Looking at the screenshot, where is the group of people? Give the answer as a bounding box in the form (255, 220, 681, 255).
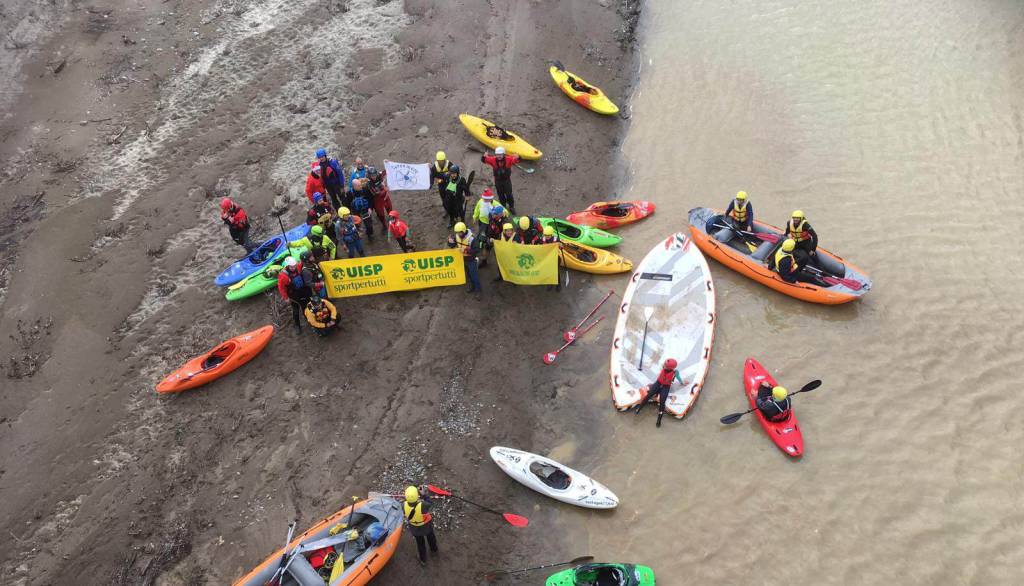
(713, 191, 825, 285)
(431, 146, 524, 227)
(447, 210, 560, 293)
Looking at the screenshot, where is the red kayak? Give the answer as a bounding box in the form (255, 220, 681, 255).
(743, 358, 803, 457)
(566, 201, 655, 229)
(156, 325, 274, 394)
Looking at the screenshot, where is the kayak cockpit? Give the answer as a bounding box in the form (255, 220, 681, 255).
(530, 461, 572, 490)
(573, 564, 629, 586)
(201, 343, 236, 369)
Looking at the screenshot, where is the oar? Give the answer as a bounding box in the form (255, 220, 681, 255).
(709, 222, 768, 250)
(483, 555, 595, 582)
(543, 316, 602, 365)
(465, 142, 536, 174)
(802, 265, 863, 290)
(265, 521, 297, 586)
(719, 379, 822, 425)
(564, 290, 613, 342)
(426, 485, 529, 527)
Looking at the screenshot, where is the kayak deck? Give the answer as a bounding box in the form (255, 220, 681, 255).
(744, 358, 803, 457)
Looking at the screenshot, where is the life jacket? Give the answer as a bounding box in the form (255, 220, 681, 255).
(389, 219, 408, 239)
(729, 200, 748, 223)
(351, 194, 370, 214)
(454, 231, 476, 256)
(656, 368, 677, 386)
(773, 249, 798, 274)
(309, 234, 334, 259)
(762, 398, 791, 422)
(433, 160, 451, 176)
(787, 219, 810, 242)
(286, 268, 308, 290)
(305, 299, 338, 328)
(445, 176, 460, 193)
(403, 501, 432, 526)
(340, 219, 360, 243)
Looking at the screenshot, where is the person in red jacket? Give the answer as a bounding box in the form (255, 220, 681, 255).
(277, 258, 321, 334)
(305, 163, 327, 205)
(220, 197, 254, 251)
(634, 358, 683, 427)
(366, 166, 393, 234)
(481, 146, 521, 214)
(387, 210, 414, 252)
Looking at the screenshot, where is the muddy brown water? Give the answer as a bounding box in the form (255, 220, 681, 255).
(555, 2, 1024, 585)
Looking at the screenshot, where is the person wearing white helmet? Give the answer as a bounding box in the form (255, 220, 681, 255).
(481, 145, 521, 214)
(276, 256, 320, 334)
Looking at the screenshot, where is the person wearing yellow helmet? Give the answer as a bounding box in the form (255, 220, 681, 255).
(334, 206, 366, 258)
(768, 238, 811, 283)
(492, 222, 518, 284)
(756, 384, 792, 422)
(514, 216, 541, 244)
(402, 485, 439, 566)
(714, 190, 756, 244)
(784, 210, 818, 255)
(430, 150, 456, 210)
(539, 224, 559, 244)
(447, 221, 482, 293)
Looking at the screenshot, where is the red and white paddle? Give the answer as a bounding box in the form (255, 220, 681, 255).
(563, 290, 612, 342)
(544, 316, 603, 365)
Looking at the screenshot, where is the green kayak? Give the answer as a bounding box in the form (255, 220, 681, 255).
(225, 247, 308, 301)
(539, 218, 622, 248)
(547, 563, 655, 586)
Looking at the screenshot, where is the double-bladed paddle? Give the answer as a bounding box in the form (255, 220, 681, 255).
(719, 379, 822, 425)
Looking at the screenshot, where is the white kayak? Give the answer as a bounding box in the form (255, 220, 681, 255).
(489, 446, 619, 509)
(609, 232, 716, 417)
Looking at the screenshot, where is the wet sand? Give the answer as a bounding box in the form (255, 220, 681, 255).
(0, 0, 639, 583)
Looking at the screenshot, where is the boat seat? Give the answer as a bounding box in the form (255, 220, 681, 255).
(285, 553, 324, 586)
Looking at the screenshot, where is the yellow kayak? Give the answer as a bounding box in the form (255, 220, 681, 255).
(458, 114, 542, 160)
(549, 65, 619, 115)
(558, 241, 633, 274)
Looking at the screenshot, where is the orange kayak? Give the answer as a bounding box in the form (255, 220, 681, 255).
(233, 496, 403, 586)
(688, 207, 871, 305)
(566, 201, 655, 230)
(155, 325, 274, 393)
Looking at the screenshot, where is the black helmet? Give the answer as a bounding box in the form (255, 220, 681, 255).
(449, 164, 460, 175)
(367, 166, 379, 176)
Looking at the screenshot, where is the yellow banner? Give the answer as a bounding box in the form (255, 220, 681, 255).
(493, 241, 559, 285)
(320, 249, 466, 298)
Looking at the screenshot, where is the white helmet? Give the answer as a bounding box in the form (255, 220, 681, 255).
(284, 257, 298, 268)
(495, 147, 506, 155)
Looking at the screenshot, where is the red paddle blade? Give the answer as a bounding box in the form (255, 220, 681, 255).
(427, 484, 452, 497)
(542, 352, 557, 365)
(502, 513, 529, 527)
(563, 330, 576, 343)
(754, 232, 780, 243)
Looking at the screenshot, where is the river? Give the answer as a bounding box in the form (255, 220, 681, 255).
(565, 1, 1024, 584)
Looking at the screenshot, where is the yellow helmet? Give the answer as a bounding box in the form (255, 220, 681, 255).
(791, 210, 805, 220)
(502, 223, 514, 231)
(735, 191, 748, 201)
(518, 216, 531, 230)
(772, 386, 788, 401)
(339, 206, 351, 217)
(781, 238, 796, 252)
(543, 225, 554, 236)
(454, 221, 467, 233)
(436, 151, 446, 161)
(404, 485, 419, 503)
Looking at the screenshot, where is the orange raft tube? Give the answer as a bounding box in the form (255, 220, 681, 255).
(155, 325, 275, 393)
(688, 207, 871, 305)
(233, 496, 403, 586)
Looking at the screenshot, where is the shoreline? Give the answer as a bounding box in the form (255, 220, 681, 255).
(0, 0, 642, 583)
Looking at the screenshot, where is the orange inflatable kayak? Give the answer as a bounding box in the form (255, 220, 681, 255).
(566, 201, 655, 230)
(233, 496, 403, 586)
(688, 207, 871, 304)
(155, 325, 274, 393)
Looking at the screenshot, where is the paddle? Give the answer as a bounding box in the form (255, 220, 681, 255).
(426, 485, 529, 527)
(465, 142, 536, 174)
(264, 520, 297, 586)
(637, 306, 655, 370)
(719, 379, 822, 425)
(543, 316, 603, 365)
(564, 290, 613, 342)
(461, 169, 476, 221)
(802, 265, 864, 291)
(482, 555, 595, 582)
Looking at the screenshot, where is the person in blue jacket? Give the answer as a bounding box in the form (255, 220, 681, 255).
(314, 148, 346, 210)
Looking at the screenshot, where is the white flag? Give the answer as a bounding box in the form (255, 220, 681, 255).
(384, 160, 431, 191)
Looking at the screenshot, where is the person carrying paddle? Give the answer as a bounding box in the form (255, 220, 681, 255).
(447, 222, 482, 293)
(714, 191, 755, 243)
(314, 148, 346, 210)
(481, 147, 521, 215)
(430, 151, 455, 209)
(278, 257, 322, 334)
(441, 164, 471, 227)
(219, 197, 254, 252)
(403, 485, 439, 566)
(635, 358, 683, 428)
(366, 166, 393, 233)
(756, 384, 792, 422)
(387, 210, 415, 252)
(785, 210, 818, 256)
(335, 207, 366, 258)
(290, 224, 337, 262)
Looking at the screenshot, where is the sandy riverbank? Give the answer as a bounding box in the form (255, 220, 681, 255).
(0, 0, 641, 583)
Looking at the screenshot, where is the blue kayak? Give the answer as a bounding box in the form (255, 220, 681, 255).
(214, 224, 310, 287)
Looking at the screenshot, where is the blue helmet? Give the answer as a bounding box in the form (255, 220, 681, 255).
(490, 205, 505, 218)
(365, 522, 388, 545)
(313, 192, 323, 203)
(315, 148, 327, 158)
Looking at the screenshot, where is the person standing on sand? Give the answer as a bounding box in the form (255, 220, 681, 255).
(447, 222, 482, 293)
(387, 210, 415, 253)
(403, 486, 439, 566)
(277, 257, 321, 334)
(481, 146, 521, 215)
(314, 148, 347, 210)
(305, 163, 327, 205)
(349, 157, 369, 193)
(440, 164, 471, 228)
(335, 207, 366, 258)
(514, 215, 541, 244)
(430, 151, 455, 211)
(220, 197, 255, 252)
(366, 166, 393, 233)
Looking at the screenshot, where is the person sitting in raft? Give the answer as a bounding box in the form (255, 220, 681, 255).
(304, 296, 338, 335)
(756, 384, 792, 422)
(485, 124, 513, 140)
(768, 238, 812, 284)
(714, 190, 754, 243)
(634, 358, 683, 428)
(785, 210, 818, 257)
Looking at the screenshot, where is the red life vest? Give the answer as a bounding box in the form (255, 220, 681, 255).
(657, 368, 677, 386)
(389, 219, 408, 238)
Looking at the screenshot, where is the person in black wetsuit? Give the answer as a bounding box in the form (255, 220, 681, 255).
(756, 384, 792, 422)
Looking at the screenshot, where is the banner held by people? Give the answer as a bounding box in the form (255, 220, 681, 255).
(321, 249, 465, 298)
(384, 160, 431, 191)
(493, 241, 559, 285)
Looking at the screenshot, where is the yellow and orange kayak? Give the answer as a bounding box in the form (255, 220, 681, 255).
(459, 113, 542, 160)
(549, 65, 619, 115)
(567, 201, 655, 229)
(559, 241, 633, 274)
(155, 325, 274, 393)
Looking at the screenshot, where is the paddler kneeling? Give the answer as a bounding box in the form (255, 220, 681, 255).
(634, 358, 683, 428)
(304, 295, 338, 336)
(756, 384, 792, 422)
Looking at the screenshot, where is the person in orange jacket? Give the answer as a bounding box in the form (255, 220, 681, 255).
(305, 163, 327, 205)
(481, 146, 521, 214)
(387, 210, 415, 252)
(220, 197, 254, 251)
